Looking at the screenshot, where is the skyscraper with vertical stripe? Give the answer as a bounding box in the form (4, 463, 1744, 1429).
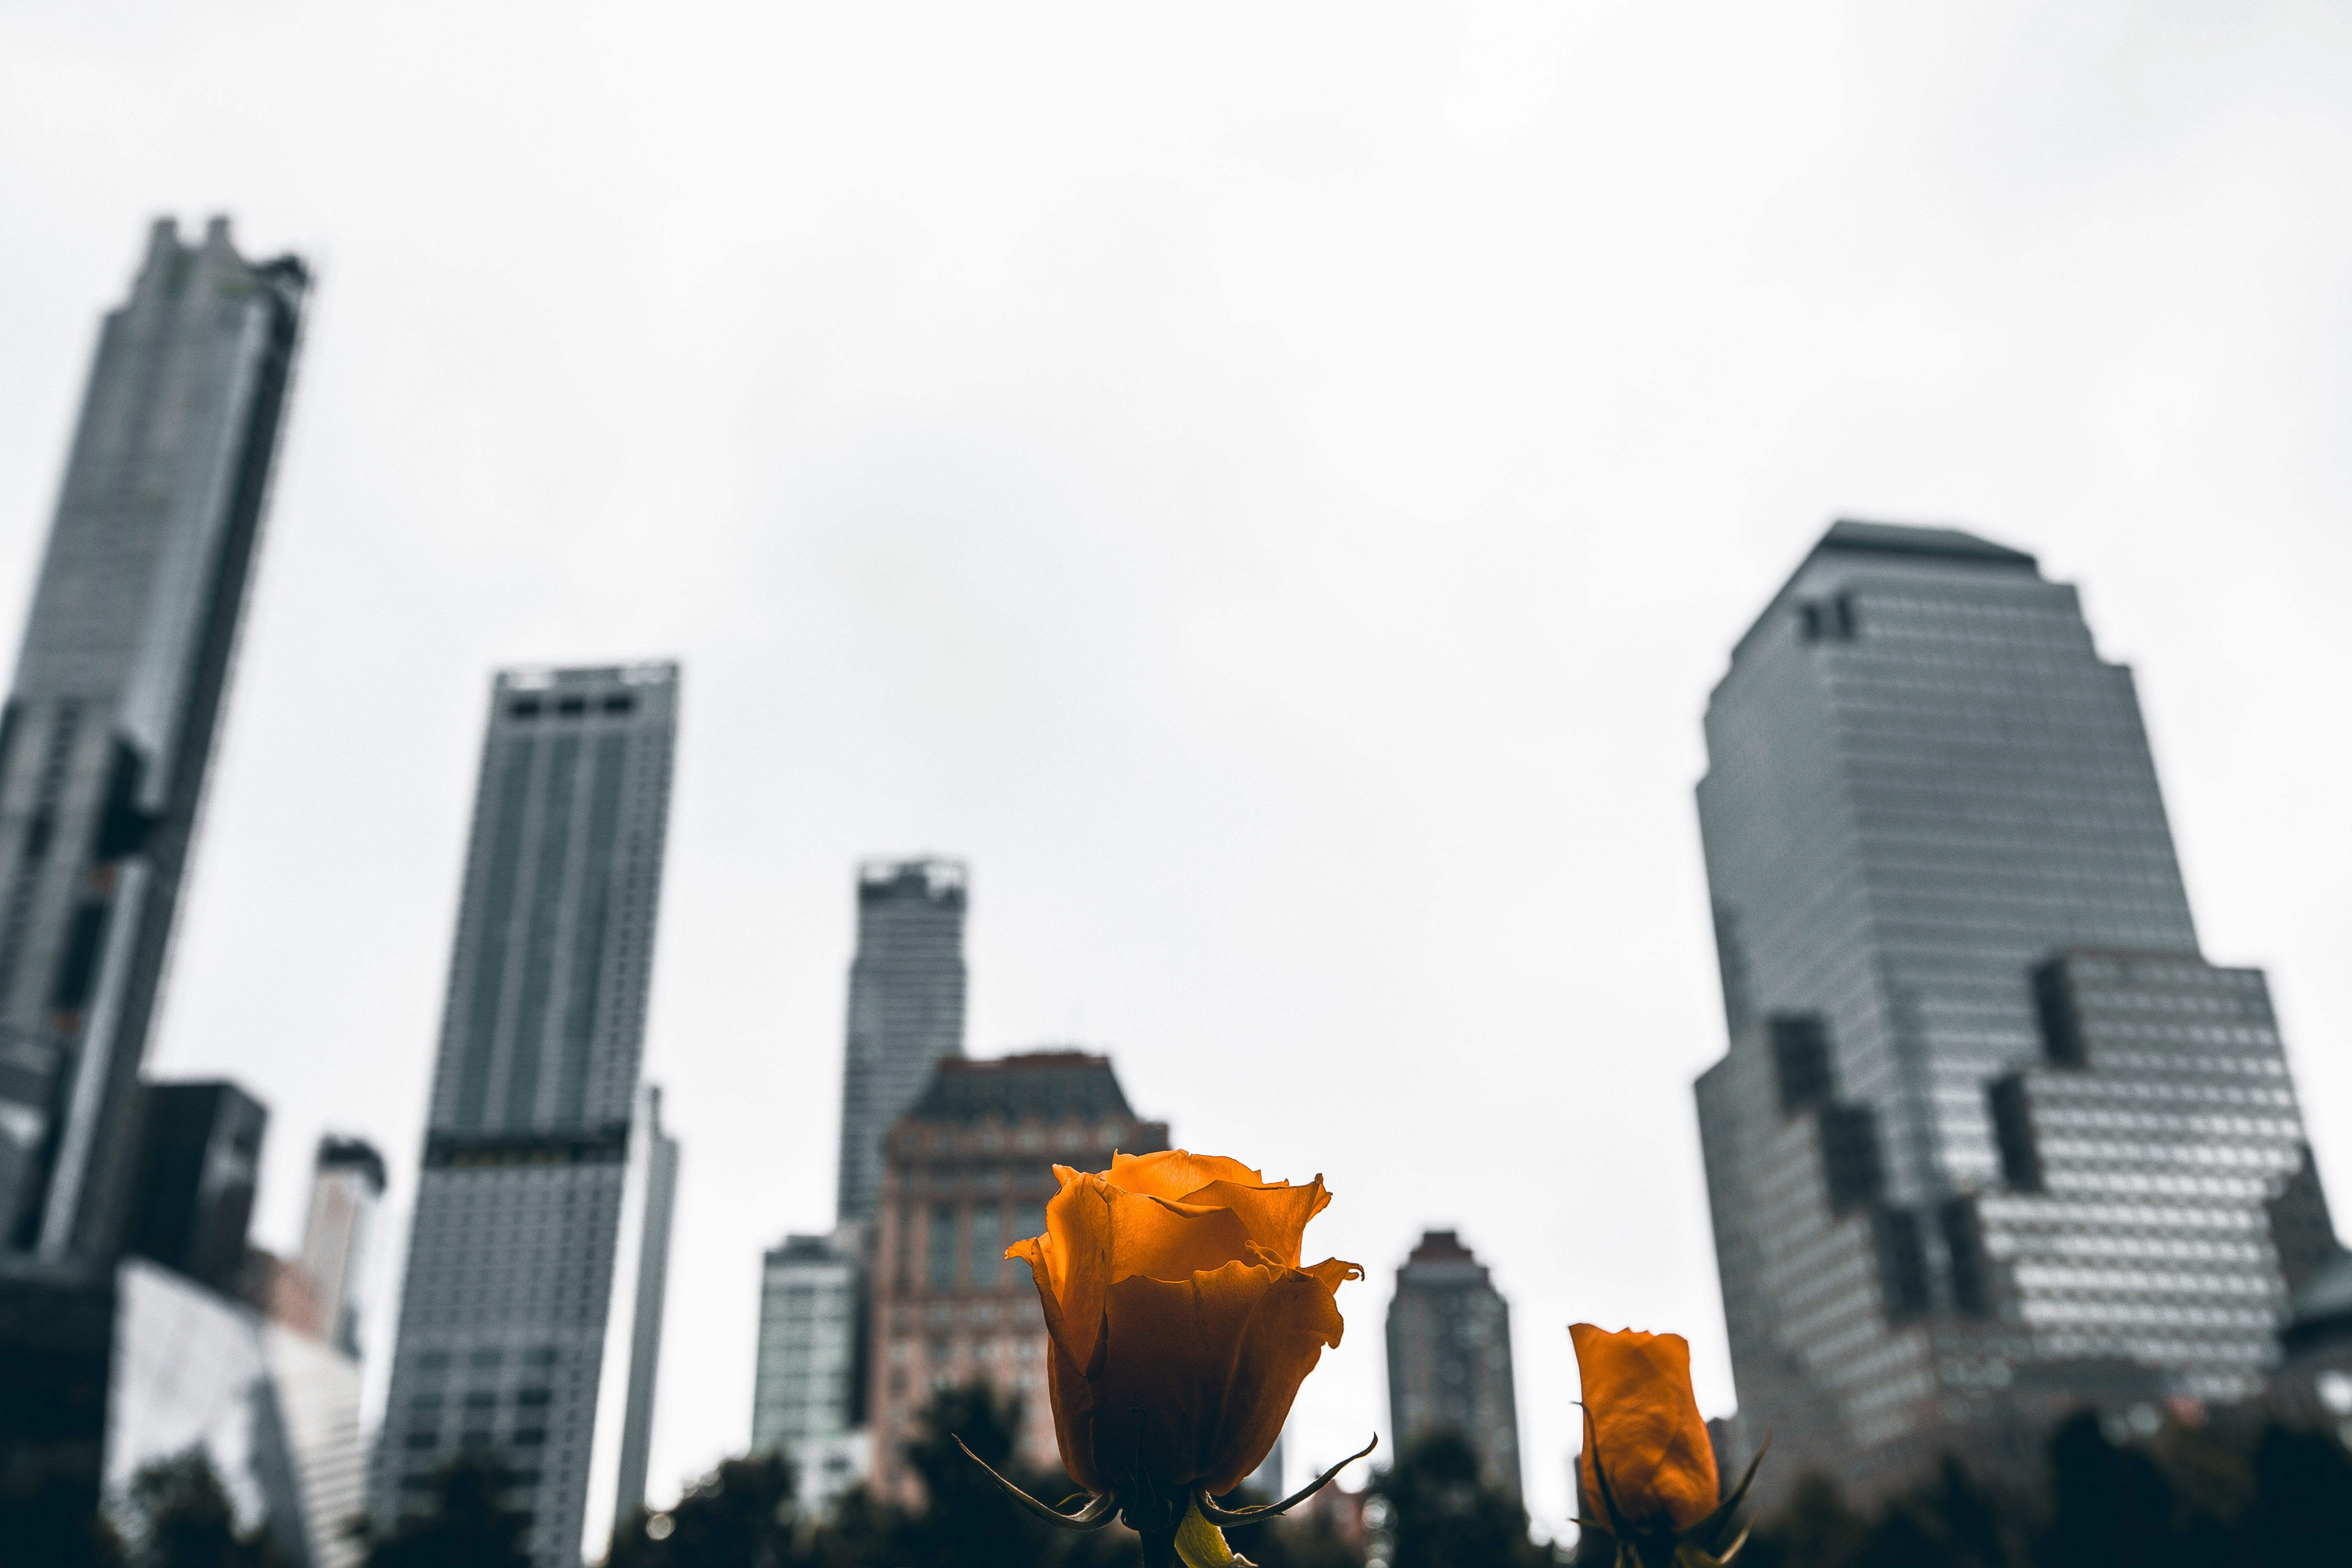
(372, 664, 680, 1568)
(0, 218, 306, 1260)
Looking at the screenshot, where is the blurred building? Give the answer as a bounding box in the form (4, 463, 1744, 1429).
(0, 217, 306, 1262)
(370, 664, 681, 1568)
(836, 858, 968, 1225)
(2271, 1247, 2352, 1447)
(1693, 522, 2333, 1503)
(751, 856, 968, 1504)
(0, 1091, 385, 1567)
(123, 1082, 267, 1297)
(261, 1137, 387, 1359)
(749, 1229, 868, 1506)
(612, 1090, 679, 1527)
(1384, 1230, 1521, 1497)
(865, 1051, 1167, 1502)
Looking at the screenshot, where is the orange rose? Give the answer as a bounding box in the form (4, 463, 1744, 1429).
(1571, 1324, 1719, 1534)
(1010, 1150, 1361, 1500)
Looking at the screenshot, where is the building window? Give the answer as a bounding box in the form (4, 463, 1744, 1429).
(2031, 960, 2086, 1067)
(1014, 1202, 1045, 1245)
(1768, 1014, 1834, 1115)
(1798, 595, 1858, 642)
(1818, 1104, 1883, 1215)
(929, 1205, 960, 1291)
(1989, 1075, 2042, 1191)
(1873, 1207, 1930, 1322)
(1940, 1195, 1990, 1317)
(970, 1204, 1002, 1288)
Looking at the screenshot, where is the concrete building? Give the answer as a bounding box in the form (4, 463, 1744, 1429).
(612, 1090, 678, 1526)
(0, 218, 306, 1262)
(835, 859, 967, 1226)
(749, 1229, 868, 1505)
(866, 1051, 1167, 1502)
(371, 664, 680, 1568)
(1384, 1230, 1521, 1496)
(1692, 522, 2332, 1503)
(266, 1137, 387, 1359)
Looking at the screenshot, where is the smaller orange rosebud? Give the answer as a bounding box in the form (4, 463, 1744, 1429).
(1571, 1323, 1720, 1535)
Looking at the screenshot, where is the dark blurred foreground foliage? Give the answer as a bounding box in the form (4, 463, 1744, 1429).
(1722, 1411, 2352, 1568)
(123, 1449, 291, 1568)
(598, 1379, 1517, 1568)
(12, 1447, 296, 1568)
(359, 1451, 531, 1568)
(1367, 1428, 1555, 1568)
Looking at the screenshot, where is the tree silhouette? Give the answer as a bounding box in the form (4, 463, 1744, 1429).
(361, 1452, 531, 1568)
(1371, 1428, 1548, 1568)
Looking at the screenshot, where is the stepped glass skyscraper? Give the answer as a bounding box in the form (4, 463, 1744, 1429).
(0, 218, 306, 1259)
(372, 665, 680, 1568)
(1694, 523, 2331, 1503)
(834, 858, 967, 1225)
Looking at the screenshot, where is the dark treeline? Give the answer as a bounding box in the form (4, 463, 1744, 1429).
(1716, 1412, 2352, 1568)
(56, 1396, 2352, 1568)
(370, 1382, 1548, 1568)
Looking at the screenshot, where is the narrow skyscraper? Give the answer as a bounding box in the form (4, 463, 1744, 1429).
(750, 858, 968, 1498)
(0, 218, 306, 1259)
(1385, 1230, 1521, 1496)
(1694, 522, 2331, 1502)
(835, 858, 967, 1225)
(371, 664, 680, 1568)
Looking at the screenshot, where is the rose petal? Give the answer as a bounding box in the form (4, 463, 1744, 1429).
(1570, 1323, 1718, 1533)
(1105, 1149, 1269, 1199)
(1087, 1259, 1348, 1497)
(1017, 1170, 1257, 1379)
(1179, 1177, 1331, 1269)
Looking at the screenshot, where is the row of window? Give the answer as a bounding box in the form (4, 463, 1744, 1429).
(899, 1123, 1132, 1156)
(407, 1427, 552, 1450)
(412, 1386, 555, 1409)
(894, 1202, 1048, 1290)
(510, 694, 637, 719)
(412, 1345, 564, 1372)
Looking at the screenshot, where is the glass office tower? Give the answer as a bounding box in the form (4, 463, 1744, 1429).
(834, 858, 967, 1225)
(371, 665, 680, 1567)
(0, 218, 306, 1260)
(1693, 523, 2329, 1502)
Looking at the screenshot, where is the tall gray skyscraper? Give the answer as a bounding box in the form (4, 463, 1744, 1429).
(834, 858, 966, 1224)
(1694, 522, 2330, 1502)
(0, 218, 306, 1259)
(372, 665, 680, 1568)
(1385, 1230, 1522, 1496)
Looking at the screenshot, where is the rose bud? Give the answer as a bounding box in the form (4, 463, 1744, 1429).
(956, 1150, 1373, 1568)
(1571, 1323, 1765, 1568)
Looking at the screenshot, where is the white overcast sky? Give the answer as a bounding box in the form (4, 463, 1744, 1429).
(4, 0, 2351, 1542)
